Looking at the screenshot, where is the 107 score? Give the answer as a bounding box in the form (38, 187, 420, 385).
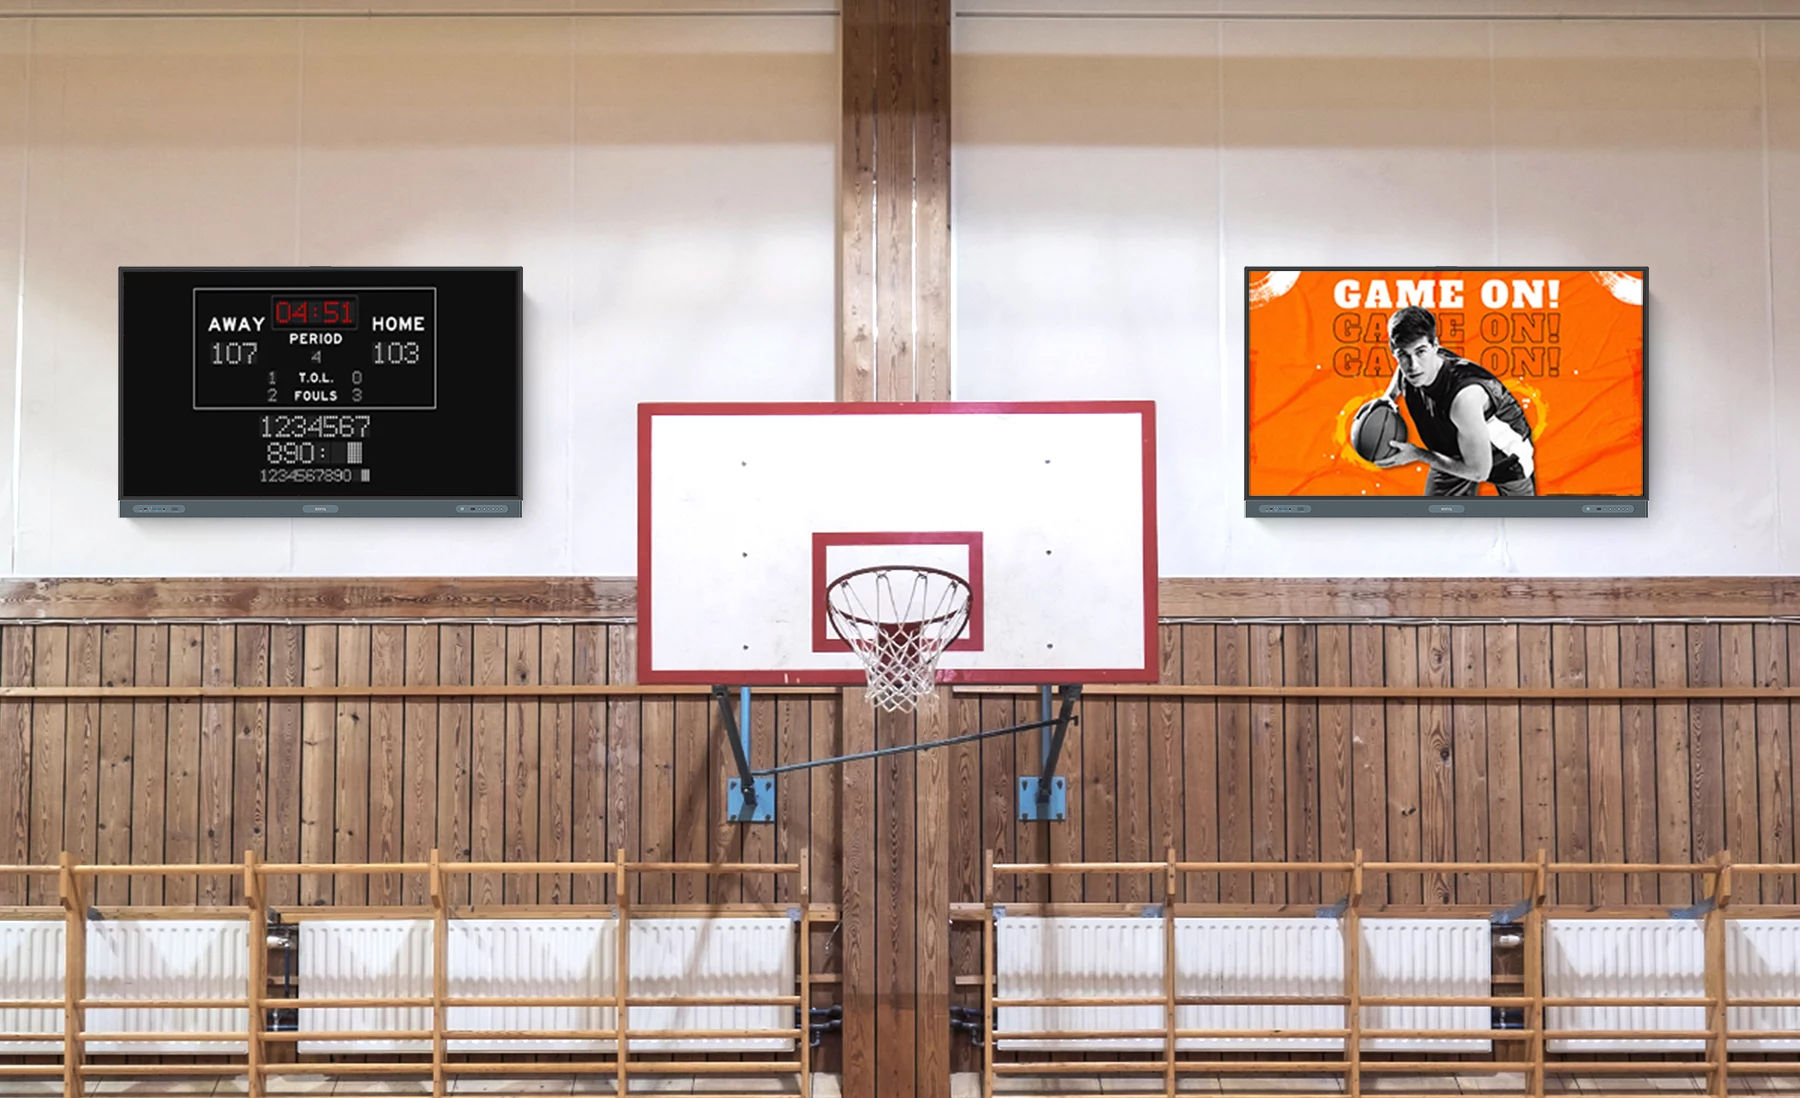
(209, 337, 423, 404)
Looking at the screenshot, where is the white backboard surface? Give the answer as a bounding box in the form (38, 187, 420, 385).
(639, 401, 1157, 685)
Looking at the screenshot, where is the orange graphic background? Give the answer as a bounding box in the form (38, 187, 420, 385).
(1246, 269, 1645, 498)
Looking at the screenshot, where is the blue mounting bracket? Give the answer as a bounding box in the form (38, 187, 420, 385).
(1018, 776, 1067, 821)
(715, 685, 774, 824)
(728, 776, 776, 823)
(1017, 684, 1081, 821)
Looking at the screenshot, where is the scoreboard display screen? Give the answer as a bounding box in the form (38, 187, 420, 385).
(119, 267, 522, 517)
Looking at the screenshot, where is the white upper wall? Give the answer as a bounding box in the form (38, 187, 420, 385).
(3, 2, 1795, 578)
(954, 1, 1800, 576)
(0, 9, 836, 576)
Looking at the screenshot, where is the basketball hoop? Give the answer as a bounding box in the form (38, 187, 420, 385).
(825, 565, 972, 713)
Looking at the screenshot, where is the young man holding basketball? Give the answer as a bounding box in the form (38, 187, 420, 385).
(1375, 305, 1537, 497)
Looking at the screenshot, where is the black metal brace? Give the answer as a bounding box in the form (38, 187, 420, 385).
(1035, 684, 1082, 818)
(713, 686, 758, 813)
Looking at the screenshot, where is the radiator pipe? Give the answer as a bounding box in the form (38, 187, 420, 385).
(949, 1004, 985, 1048)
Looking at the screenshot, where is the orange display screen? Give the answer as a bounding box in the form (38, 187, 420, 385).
(1245, 269, 1645, 500)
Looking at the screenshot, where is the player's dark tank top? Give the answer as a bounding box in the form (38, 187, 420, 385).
(1402, 353, 1533, 483)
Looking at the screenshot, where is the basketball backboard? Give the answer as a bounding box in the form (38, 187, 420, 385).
(637, 401, 1158, 686)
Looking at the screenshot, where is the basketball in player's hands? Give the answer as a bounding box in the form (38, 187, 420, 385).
(1350, 399, 1409, 463)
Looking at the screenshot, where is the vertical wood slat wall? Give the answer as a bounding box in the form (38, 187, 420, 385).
(4, 619, 1798, 1078)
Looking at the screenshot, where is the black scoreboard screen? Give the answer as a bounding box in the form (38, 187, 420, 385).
(118, 267, 522, 517)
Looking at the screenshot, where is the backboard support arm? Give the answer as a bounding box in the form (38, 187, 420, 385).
(715, 685, 773, 823)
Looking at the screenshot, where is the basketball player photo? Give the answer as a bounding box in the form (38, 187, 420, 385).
(1243, 268, 1646, 516)
(1372, 306, 1536, 497)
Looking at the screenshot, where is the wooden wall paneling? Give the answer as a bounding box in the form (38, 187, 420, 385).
(1483, 625, 1522, 905)
(333, 626, 371, 906)
(1756, 624, 1792, 903)
(64, 626, 101, 893)
(947, 692, 981, 1077)
(539, 624, 574, 905)
(265, 626, 301, 907)
(840, 698, 875, 1098)
(1010, 691, 1043, 904)
(1154, 576, 1800, 620)
(503, 625, 541, 905)
(1549, 626, 1590, 906)
(1149, 626, 1184, 887)
(1080, 689, 1118, 903)
(743, 693, 778, 905)
(1118, 686, 1151, 905)
(638, 691, 674, 906)
(131, 625, 168, 904)
(1721, 624, 1758, 876)
(470, 625, 506, 906)
(164, 625, 202, 905)
(704, 687, 735, 905)
(1653, 624, 1693, 905)
(1585, 626, 1625, 908)
(571, 624, 606, 906)
(1349, 625, 1386, 905)
(1049, 692, 1083, 905)
(876, 705, 916, 1098)
(402, 625, 438, 907)
(777, 694, 810, 905)
(672, 690, 710, 907)
(1383, 626, 1421, 906)
(605, 626, 637, 904)
(298, 625, 337, 906)
(837, 0, 875, 404)
(0, 577, 634, 621)
(915, 0, 951, 405)
(1316, 625, 1353, 880)
(29, 626, 66, 907)
(438, 624, 473, 906)
(1283, 625, 1319, 905)
(0, 628, 26, 905)
(198, 624, 235, 905)
(368, 625, 404, 905)
(811, 693, 842, 1076)
(1449, 625, 1487, 905)
(1516, 625, 1554, 903)
(1688, 624, 1725, 865)
(1417, 624, 1453, 906)
(1619, 625, 1659, 905)
(915, 695, 949, 1098)
(1215, 625, 1251, 903)
(95, 624, 135, 906)
(1792, 625, 1800, 904)
(811, 696, 840, 908)
(232, 622, 270, 896)
(1248, 626, 1285, 904)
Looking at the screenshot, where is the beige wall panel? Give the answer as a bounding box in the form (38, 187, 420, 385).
(16, 18, 301, 575)
(0, 24, 25, 573)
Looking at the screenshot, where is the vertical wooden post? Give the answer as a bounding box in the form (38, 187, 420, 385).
(800, 848, 813, 1098)
(1163, 848, 1178, 1098)
(1525, 849, 1548, 1098)
(429, 848, 447, 1098)
(1706, 851, 1732, 1098)
(245, 850, 266, 1098)
(615, 850, 630, 1098)
(982, 850, 995, 1098)
(59, 852, 85, 1098)
(1345, 849, 1364, 1098)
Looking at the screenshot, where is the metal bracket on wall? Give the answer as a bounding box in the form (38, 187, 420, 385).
(715, 685, 773, 823)
(1018, 684, 1080, 821)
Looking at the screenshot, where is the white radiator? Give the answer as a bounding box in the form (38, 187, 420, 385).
(995, 916, 1489, 1053)
(1547, 918, 1800, 1052)
(298, 917, 794, 1054)
(0, 919, 249, 1054)
(0, 920, 64, 1054)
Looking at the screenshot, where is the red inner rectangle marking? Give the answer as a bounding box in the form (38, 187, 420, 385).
(812, 531, 985, 653)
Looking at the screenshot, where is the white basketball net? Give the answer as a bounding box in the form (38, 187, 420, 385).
(825, 566, 972, 714)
